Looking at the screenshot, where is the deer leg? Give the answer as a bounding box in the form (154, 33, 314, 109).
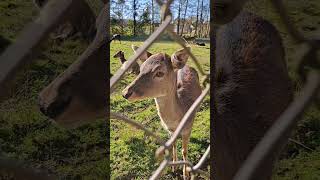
(182, 135, 190, 179)
(172, 140, 177, 172)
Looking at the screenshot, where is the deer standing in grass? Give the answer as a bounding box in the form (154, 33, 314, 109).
(113, 50, 140, 75)
(122, 47, 202, 179)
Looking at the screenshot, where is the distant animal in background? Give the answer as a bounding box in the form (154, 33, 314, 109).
(113, 51, 140, 75)
(182, 35, 196, 43)
(109, 34, 121, 43)
(196, 42, 206, 46)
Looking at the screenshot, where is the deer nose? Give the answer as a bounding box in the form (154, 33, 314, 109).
(38, 95, 72, 119)
(39, 106, 46, 115)
(38, 97, 50, 117)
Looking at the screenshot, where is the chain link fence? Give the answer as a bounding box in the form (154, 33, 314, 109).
(110, 0, 210, 179)
(0, 0, 319, 179)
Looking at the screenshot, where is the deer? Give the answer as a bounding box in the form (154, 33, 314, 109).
(131, 45, 152, 62)
(182, 35, 196, 44)
(213, 10, 293, 180)
(122, 46, 202, 179)
(113, 50, 140, 75)
(38, 5, 108, 127)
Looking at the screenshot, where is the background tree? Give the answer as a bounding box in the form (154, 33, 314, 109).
(132, 0, 138, 36)
(176, 0, 182, 35)
(180, 0, 189, 36)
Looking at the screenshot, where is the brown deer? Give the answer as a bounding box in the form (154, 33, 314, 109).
(38, 5, 108, 127)
(131, 45, 153, 63)
(213, 11, 293, 180)
(113, 50, 140, 75)
(122, 46, 202, 179)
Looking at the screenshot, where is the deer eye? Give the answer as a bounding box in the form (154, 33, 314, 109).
(155, 71, 164, 78)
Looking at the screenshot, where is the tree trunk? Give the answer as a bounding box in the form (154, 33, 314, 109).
(180, 0, 189, 36)
(194, 0, 200, 37)
(176, 0, 182, 35)
(151, 0, 154, 34)
(133, 0, 137, 36)
(199, 0, 204, 37)
(206, 6, 210, 37)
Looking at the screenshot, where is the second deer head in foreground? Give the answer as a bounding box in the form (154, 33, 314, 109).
(213, 11, 293, 180)
(122, 46, 202, 179)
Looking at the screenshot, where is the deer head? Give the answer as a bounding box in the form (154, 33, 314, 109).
(122, 47, 190, 101)
(131, 45, 153, 62)
(38, 6, 108, 128)
(113, 50, 126, 64)
(113, 51, 124, 58)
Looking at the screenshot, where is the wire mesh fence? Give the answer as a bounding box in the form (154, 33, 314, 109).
(0, 0, 319, 179)
(110, 0, 210, 179)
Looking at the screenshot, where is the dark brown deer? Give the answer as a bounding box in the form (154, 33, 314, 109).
(122, 46, 202, 179)
(213, 11, 293, 180)
(113, 50, 140, 75)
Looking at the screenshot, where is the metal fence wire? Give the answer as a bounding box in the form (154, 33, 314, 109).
(110, 0, 210, 179)
(0, 0, 319, 179)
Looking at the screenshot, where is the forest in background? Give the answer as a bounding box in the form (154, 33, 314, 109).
(110, 0, 210, 38)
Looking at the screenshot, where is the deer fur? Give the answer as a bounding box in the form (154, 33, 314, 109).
(122, 47, 201, 179)
(213, 11, 293, 180)
(131, 45, 153, 63)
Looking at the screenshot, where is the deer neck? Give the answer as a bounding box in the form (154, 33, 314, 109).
(154, 72, 183, 128)
(119, 56, 126, 64)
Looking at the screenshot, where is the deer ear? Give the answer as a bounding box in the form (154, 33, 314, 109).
(171, 47, 191, 69)
(131, 45, 152, 62)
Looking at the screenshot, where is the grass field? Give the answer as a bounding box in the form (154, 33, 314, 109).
(110, 40, 210, 179)
(0, 0, 319, 179)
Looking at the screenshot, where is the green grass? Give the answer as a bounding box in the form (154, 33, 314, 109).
(273, 149, 320, 180)
(110, 40, 210, 179)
